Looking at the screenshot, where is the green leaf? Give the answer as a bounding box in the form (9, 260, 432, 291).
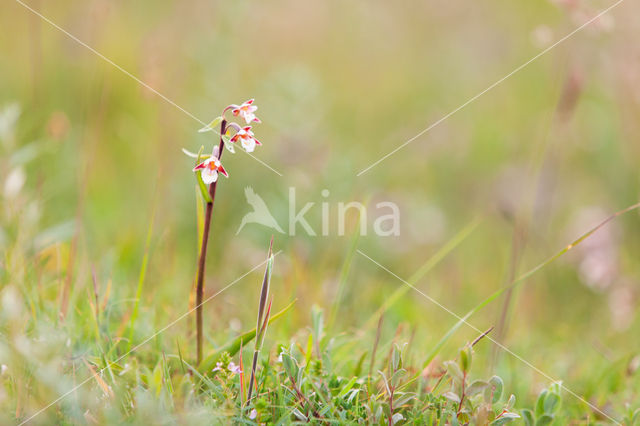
(491, 411, 520, 425)
(506, 394, 516, 409)
(466, 380, 488, 396)
(521, 409, 535, 426)
(459, 347, 471, 373)
(391, 413, 404, 424)
(444, 361, 463, 383)
(392, 344, 402, 371)
(450, 411, 460, 426)
(195, 168, 212, 203)
(346, 388, 360, 403)
(394, 392, 416, 407)
(381, 401, 392, 419)
(549, 381, 562, 395)
(484, 376, 503, 404)
(390, 369, 406, 388)
(304, 333, 313, 370)
(255, 245, 274, 348)
(535, 390, 549, 417)
(198, 116, 223, 133)
(443, 391, 460, 404)
(500, 412, 520, 419)
(337, 376, 358, 398)
(291, 408, 307, 422)
(535, 414, 554, 426)
(378, 370, 391, 396)
(312, 305, 324, 342)
(151, 362, 163, 396)
(543, 391, 561, 415)
(281, 352, 299, 380)
(192, 145, 212, 203)
(490, 416, 516, 425)
(198, 300, 296, 373)
(181, 147, 199, 158)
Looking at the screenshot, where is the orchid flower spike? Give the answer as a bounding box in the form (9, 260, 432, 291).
(231, 99, 261, 124)
(193, 155, 228, 184)
(230, 126, 262, 153)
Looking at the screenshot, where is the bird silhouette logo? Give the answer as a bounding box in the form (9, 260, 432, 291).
(236, 187, 285, 235)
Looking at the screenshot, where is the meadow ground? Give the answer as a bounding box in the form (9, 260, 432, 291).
(1, 0, 640, 424)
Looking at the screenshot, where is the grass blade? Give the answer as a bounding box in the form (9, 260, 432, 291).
(198, 299, 296, 374)
(248, 238, 275, 401)
(328, 224, 360, 331)
(127, 191, 158, 352)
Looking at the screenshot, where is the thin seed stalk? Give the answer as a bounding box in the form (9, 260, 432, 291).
(247, 238, 274, 401)
(195, 119, 227, 365)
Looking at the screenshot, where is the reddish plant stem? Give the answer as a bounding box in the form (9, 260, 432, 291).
(457, 371, 467, 415)
(196, 119, 227, 365)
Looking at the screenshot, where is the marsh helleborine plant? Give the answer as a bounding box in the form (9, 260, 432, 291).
(184, 99, 263, 364)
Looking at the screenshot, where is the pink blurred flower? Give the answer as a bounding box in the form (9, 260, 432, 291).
(228, 362, 242, 375)
(230, 126, 262, 153)
(232, 99, 261, 124)
(212, 362, 224, 372)
(193, 156, 229, 184)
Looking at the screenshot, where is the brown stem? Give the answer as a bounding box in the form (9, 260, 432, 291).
(457, 372, 467, 415)
(247, 350, 260, 401)
(288, 372, 320, 420)
(196, 119, 227, 365)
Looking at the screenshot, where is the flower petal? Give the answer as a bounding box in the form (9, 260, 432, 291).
(241, 138, 256, 153)
(201, 169, 218, 184)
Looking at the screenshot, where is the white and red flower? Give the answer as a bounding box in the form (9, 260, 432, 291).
(230, 126, 262, 153)
(193, 156, 228, 184)
(231, 99, 261, 124)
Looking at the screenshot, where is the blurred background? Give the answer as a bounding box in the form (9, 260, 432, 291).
(1, 0, 639, 418)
